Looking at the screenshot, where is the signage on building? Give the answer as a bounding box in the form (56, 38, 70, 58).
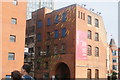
(76, 30, 87, 60)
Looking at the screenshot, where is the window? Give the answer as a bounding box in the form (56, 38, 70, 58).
(78, 11, 80, 18)
(95, 33, 99, 41)
(87, 69, 92, 79)
(88, 15, 92, 24)
(112, 58, 117, 63)
(95, 18, 99, 27)
(55, 15, 59, 24)
(88, 30, 92, 39)
(87, 45, 92, 56)
(62, 13, 66, 22)
(62, 28, 66, 37)
(37, 33, 41, 42)
(83, 13, 85, 20)
(37, 61, 40, 69)
(54, 44, 57, 54)
(8, 53, 15, 60)
(61, 43, 65, 54)
(81, 12, 82, 19)
(10, 35, 16, 42)
(45, 62, 48, 69)
(47, 32, 50, 40)
(11, 18, 17, 24)
(46, 46, 50, 56)
(112, 50, 118, 56)
(37, 20, 42, 28)
(29, 48, 34, 53)
(113, 65, 118, 70)
(6, 75, 11, 80)
(54, 30, 59, 39)
(47, 18, 51, 26)
(95, 47, 99, 57)
(13, 0, 18, 5)
(43, 73, 49, 79)
(37, 47, 41, 56)
(95, 69, 99, 79)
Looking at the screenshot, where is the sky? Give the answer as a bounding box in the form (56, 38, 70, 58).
(54, 0, 118, 46)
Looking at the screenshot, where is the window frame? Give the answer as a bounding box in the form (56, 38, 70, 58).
(62, 12, 67, 22)
(95, 18, 99, 27)
(10, 35, 16, 42)
(88, 30, 92, 39)
(8, 52, 15, 60)
(95, 32, 99, 41)
(87, 45, 92, 56)
(62, 28, 67, 37)
(87, 15, 92, 25)
(11, 18, 17, 24)
(95, 47, 99, 57)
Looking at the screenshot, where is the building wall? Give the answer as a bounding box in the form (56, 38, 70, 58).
(34, 5, 76, 78)
(75, 5, 107, 78)
(27, 4, 108, 79)
(1, 1, 27, 78)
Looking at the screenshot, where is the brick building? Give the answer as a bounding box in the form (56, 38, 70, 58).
(27, 4, 108, 79)
(107, 38, 118, 79)
(0, 0, 27, 79)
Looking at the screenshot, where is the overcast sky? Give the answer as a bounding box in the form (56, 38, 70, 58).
(54, 0, 118, 46)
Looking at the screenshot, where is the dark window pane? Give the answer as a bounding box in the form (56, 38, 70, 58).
(54, 30, 59, 39)
(37, 21, 42, 28)
(62, 28, 66, 37)
(62, 13, 66, 22)
(55, 15, 59, 24)
(37, 33, 41, 41)
(88, 15, 92, 24)
(47, 18, 51, 26)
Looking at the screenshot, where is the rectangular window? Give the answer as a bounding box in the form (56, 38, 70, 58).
(37, 21, 42, 28)
(8, 53, 15, 60)
(29, 48, 34, 53)
(45, 62, 49, 69)
(112, 58, 117, 63)
(112, 50, 118, 56)
(62, 13, 66, 22)
(88, 15, 92, 25)
(37, 33, 41, 42)
(87, 69, 92, 79)
(6, 75, 11, 80)
(95, 33, 99, 41)
(37, 61, 40, 69)
(43, 73, 49, 79)
(95, 18, 99, 27)
(47, 32, 50, 40)
(11, 18, 17, 24)
(113, 65, 118, 70)
(54, 30, 59, 39)
(95, 69, 99, 79)
(88, 30, 92, 39)
(87, 45, 92, 56)
(47, 18, 51, 26)
(95, 47, 99, 57)
(83, 13, 85, 20)
(10, 35, 16, 42)
(78, 11, 80, 18)
(55, 15, 59, 24)
(12, 0, 18, 5)
(62, 28, 66, 37)
(81, 12, 82, 19)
